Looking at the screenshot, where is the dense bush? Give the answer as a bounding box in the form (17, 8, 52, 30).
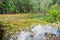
(0, 0, 60, 14)
(47, 4, 60, 22)
(0, 0, 53, 13)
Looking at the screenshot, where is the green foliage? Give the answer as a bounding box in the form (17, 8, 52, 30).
(44, 15, 55, 23)
(0, 1, 3, 5)
(6, 0, 15, 12)
(0, 0, 15, 13)
(48, 4, 58, 16)
(48, 4, 60, 22)
(9, 5, 15, 12)
(0, 0, 60, 14)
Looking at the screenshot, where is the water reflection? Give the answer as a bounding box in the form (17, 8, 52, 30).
(9, 24, 60, 40)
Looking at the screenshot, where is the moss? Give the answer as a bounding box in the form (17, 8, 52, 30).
(0, 13, 60, 34)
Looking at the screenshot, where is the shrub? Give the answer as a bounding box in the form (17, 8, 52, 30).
(48, 4, 60, 22)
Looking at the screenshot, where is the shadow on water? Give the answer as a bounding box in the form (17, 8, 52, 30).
(0, 25, 5, 40)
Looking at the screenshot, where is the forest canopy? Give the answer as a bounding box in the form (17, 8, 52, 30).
(0, 0, 60, 14)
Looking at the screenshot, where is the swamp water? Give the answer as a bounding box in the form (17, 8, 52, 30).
(9, 24, 60, 40)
